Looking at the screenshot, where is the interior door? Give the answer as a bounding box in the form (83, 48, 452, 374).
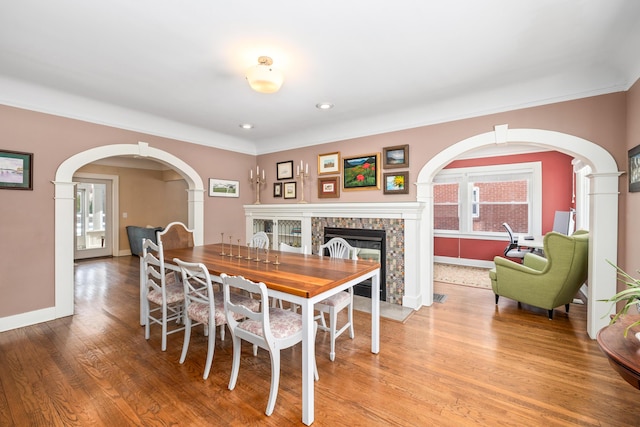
(74, 178, 112, 259)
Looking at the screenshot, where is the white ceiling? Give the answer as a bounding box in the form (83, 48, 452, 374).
(1, 1, 640, 155)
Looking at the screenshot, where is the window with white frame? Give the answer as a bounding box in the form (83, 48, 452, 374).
(434, 162, 542, 236)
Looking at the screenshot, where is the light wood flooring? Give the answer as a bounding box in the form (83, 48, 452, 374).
(0, 256, 638, 426)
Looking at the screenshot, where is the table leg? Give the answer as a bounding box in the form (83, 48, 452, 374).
(371, 269, 380, 354)
(301, 299, 314, 425)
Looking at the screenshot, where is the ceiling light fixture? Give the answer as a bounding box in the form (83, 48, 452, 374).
(246, 56, 284, 94)
(316, 102, 334, 110)
(239, 123, 254, 129)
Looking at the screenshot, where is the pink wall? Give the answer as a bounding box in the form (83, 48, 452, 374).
(0, 87, 634, 320)
(433, 151, 574, 261)
(0, 105, 254, 317)
(626, 80, 640, 275)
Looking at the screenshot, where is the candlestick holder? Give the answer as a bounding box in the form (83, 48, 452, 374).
(228, 236, 233, 257)
(250, 174, 266, 204)
(245, 244, 252, 260)
(273, 255, 280, 265)
(263, 248, 270, 263)
(296, 169, 309, 204)
(220, 232, 225, 255)
(236, 239, 243, 258)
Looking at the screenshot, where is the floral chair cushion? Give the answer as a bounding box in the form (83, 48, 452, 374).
(147, 282, 184, 305)
(317, 290, 350, 307)
(239, 307, 302, 339)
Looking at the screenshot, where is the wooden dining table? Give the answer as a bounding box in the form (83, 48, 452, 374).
(154, 243, 381, 426)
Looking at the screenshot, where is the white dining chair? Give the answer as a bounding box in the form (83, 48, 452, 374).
(174, 259, 259, 380)
(221, 273, 318, 416)
(316, 237, 356, 361)
(142, 238, 185, 351)
(249, 231, 270, 249)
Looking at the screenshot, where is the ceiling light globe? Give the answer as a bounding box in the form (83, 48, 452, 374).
(246, 56, 284, 94)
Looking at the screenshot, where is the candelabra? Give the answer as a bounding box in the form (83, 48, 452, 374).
(250, 166, 266, 204)
(296, 161, 309, 204)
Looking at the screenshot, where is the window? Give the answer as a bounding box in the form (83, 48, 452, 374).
(434, 162, 542, 236)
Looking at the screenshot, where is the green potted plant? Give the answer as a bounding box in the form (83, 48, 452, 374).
(601, 260, 640, 336)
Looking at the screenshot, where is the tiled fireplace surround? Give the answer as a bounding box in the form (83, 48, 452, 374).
(244, 203, 424, 308)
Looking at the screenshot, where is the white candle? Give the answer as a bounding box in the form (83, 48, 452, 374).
(297, 165, 300, 176)
(300, 160, 303, 172)
(257, 166, 259, 176)
(262, 169, 265, 179)
(305, 163, 308, 174)
(250, 169, 253, 179)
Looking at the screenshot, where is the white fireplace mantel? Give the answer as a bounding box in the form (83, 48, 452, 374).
(244, 202, 425, 309)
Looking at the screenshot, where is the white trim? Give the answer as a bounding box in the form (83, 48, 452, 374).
(53, 142, 205, 320)
(434, 256, 495, 269)
(0, 307, 57, 333)
(418, 125, 622, 339)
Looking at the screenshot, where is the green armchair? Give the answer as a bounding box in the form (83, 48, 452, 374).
(489, 231, 589, 319)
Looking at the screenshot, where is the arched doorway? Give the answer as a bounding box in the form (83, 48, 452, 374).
(53, 141, 205, 318)
(416, 125, 622, 338)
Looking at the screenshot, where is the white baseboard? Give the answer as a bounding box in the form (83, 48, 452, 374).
(434, 256, 494, 269)
(0, 307, 57, 332)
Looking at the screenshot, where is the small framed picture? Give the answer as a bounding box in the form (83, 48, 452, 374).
(383, 171, 409, 194)
(343, 153, 380, 191)
(629, 144, 640, 193)
(209, 178, 239, 197)
(318, 176, 340, 198)
(273, 182, 282, 197)
(383, 144, 409, 169)
(283, 181, 297, 199)
(277, 160, 294, 180)
(318, 152, 341, 175)
(0, 150, 33, 190)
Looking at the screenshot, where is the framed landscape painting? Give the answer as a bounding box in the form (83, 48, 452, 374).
(343, 153, 380, 190)
(283, 181, 297, 199)
(629, 144, 640, 192)
(383, 144, 409, 169)
(208, 178, 239, 197)
(0, 150, 33, 190)
(318, 152, 340, 175)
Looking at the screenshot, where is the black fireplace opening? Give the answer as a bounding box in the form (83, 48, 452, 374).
(323, 227, 386, 301)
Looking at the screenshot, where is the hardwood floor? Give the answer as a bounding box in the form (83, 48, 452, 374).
(1, 256, 638, 426)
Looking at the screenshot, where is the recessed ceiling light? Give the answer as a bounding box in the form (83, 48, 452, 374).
(239, 123, 254, 129)
(316, 102, 334, 110)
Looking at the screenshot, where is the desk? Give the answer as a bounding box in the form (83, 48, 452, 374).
(159, 243, 381, 425)
(597, 314, 640, 390)
(518, 235, 544, 250)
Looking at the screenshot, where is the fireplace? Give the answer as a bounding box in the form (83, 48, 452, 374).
(323, 227, 386, 301)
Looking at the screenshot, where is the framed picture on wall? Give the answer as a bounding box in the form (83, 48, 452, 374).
(0, 150, 33, 190)
(318, 152, 340, 175)
(383, 171, 409, 194)
(273, 182, 282, 197)
(318, 176, 340, 198)
(343, 153, 380, 190)
(277, 160, 294, 180)
(629, 144, 640, 192)
(283, 181, 297, 199)
(208, 178, 239, 197)
(383, 144, 409, 169)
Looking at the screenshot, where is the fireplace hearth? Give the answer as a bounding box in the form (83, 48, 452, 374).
(323, 227, 386, 301)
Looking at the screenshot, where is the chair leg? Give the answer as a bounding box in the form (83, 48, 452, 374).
(494, 294, 499, 304)
(265, 348, 281, 416)
(565, 303, 570, 313)
(329, 307, 337, 362)
(179, 316, 192, 364)
(548, 309, 554, 320)
(161, 304, 168, 351)
(144, 299, 151, 340)
(203, 322, 215, 380)
(228, 336, 242, 390)
(219, 324, 225, 341)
